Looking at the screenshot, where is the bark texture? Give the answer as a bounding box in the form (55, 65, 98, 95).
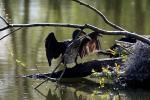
(26, 58, 122, 78)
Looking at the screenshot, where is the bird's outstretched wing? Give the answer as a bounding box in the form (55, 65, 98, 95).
(78, 32, 101, 58)
(63, 35, 91, 65)
(88, 32, 101, 52)
(62, 31, 101, 65)
(45, 32, 67, 66)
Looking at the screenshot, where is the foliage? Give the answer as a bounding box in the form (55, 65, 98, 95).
(91, 48, 128, 87)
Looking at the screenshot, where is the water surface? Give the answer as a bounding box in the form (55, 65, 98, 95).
(0, 0, 150, 100)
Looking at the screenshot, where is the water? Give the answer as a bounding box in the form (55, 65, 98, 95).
(0, 0, 150, 100)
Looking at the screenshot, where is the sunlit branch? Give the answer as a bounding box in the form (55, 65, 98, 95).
(84, 24, 150, 45)
(0, 23, 84, 31)
(72, 0, 126, 31)
(0, 16, 150, 45)
(0, 25, 9, 31)
(0, 16, 10, 26)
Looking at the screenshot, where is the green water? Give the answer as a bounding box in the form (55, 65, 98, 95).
(0, 0, 150, 100)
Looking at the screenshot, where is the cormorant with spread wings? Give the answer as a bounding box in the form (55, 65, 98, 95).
(45, 30, 101, 68)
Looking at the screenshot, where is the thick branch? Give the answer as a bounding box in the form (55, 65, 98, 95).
(0, 22, 150, 45)
(85, 24, 150, 45)
(0, 23, 84, 31)
(26, 57, 122, 78)
(72, 0, 126, 31)
(0, 26, 10, 31)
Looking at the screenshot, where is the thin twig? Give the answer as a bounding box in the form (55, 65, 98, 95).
(0, 27, 22, 40)
(35, 64, 41, 74)
(55, 65, 67, 90)
(34, 88, 46, 97)
(34, 78, 49, 89)
(0, 25, 9, 31)
(34, 63, 57, 89)
(72, 0, 126, 31)
(0, 16, 10, 26)
(57, 66, 66, 82)
(34, 61, 62, 89)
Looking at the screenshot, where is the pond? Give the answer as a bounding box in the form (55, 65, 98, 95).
(0, 0, 150, 100)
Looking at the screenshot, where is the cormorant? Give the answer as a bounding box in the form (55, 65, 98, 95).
(44, 29, 101, 81)
(45, 29, 101, 67)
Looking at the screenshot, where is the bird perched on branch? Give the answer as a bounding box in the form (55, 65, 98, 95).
(45, 29, 101, 81)
(45, 29, 101, 67)
(45, 29, 84, 66)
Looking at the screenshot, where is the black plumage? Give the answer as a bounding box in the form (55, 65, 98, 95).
(45, 32, 70, 66)
(45, 30, 101, 67)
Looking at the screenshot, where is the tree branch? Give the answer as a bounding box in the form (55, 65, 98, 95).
(85, 24, 150, 46)
(72, 0, 126, 31)
(0, 16, 150, 45)
(0, 25, 10, 31)
(0, 23, 84, 31)
(0, 16, 10, 26)
(0, 27, 22, 40)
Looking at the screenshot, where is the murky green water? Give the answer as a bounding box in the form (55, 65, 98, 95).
(0, 0, 150, 100)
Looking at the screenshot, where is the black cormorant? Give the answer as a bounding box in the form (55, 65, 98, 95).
(45, 30, 101, 67)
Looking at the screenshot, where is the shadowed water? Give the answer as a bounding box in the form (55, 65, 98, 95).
(0, 0, 150, 100)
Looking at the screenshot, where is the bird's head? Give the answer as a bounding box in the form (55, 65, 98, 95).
(72, 29, 86, 40)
